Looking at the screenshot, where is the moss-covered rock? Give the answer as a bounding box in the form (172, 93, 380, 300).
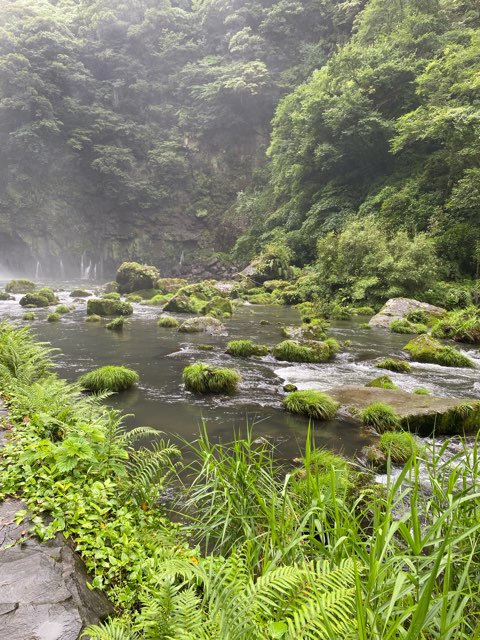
(403, 334, 475, 368)
(87, 298, 133, 317)
(203, 296, 233, 318)
(70, 289, 91, 298)
(102, 292, 121, 300)
(5, 279, 36, 294)
(79, 365, 139, 392)
(226, 340, 269, 357)
(283, 383, 298, 392)
(156, 278, 188, 294)
(101, 281, 119, 294)
(105, 317, 127, 331)
(55, 304, 71, 314)
(183, 362, 240, 394)
(158, 315, 180, 328)
(283, 390, 339, 420)
(245, 292, 277, 305)
(19, 293, 50, 308)
(116, 261, 160, 294)
(177, 282, 220, 301)
(37, 288, 58, 304)
(22, 312, 35, 321)
(125, 294, 143, 303)
(281, 322, 328, 341)
(178, 316, 225, 334)
(0, 291, 14, 301)
(390, 319, 427, 334)
(142, 294, 172, 306)
(47, 312, 61, 322)
(366, 376, 398, 390)
(376, 358, 412, 373)
(413, 387, 430, 395)
(164, 293, 206, 314)
(273, 338, 339, 363)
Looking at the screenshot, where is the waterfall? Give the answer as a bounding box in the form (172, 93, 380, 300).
(84, 260, 92, 280)
(35, 261, 41, 280)
(80, 253, 85, 279)
(60, 259, 65, 280)
(93, 264, 97, 280)
(179, 250, 185, 266)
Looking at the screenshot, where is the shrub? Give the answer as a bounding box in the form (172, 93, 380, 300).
(431, 307, 480, 344)
(116, 262, 160, 293)
(406, 309, 429, 324)
(366, 376, 398, 390)
(5, 279, 35, 294)
(390, 319, 427, 335)
(351, 306, 375, 315)
(87, 298, 133, 317)
(226, 340, 269, 357)
(37, 287, 58, 304)
(273, 339, 338, 363)
(47, 312, 61, 322)
(403, 335, 474, 368)
(360, 403, 401, 433)
(79, 365, 139, 392)
(379, 432, 418, 464)
(85, 314, 101, 322)
(283, 390, 339, 420)
(22, 312, 35, 321)
(376, 358, 412, 373)
(158, 315, 180, 328)
(70, 289, 91, 298)
(19, 293, 50, 308)
(183, 362, 240, 394)
(55, 304, 71, 314)
(105, 317, 127, 331)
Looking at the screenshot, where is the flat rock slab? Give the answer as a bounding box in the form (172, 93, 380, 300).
(328, 386, 480, 434)
(369, 297, 446, 329)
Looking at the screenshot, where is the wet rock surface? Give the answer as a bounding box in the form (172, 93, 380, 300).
(0, 409, 113, 640)
(369, 298, 446, 329)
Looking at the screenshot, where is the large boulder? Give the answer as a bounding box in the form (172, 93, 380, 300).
(178, 316, 226, 334)
(115, 262, 160, 294)
(87, 298, 133, 317)
(369, 298, 445, 329)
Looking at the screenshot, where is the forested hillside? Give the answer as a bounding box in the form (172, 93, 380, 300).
(0, 0, 360, 277)
(235, 0, 480, 285)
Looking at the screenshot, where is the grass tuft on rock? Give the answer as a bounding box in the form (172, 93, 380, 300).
(22, 312, 35, 321)
(379, 432, 418, 464)
(79, 365, 139, 392)
(47, 312, 61, 323)
(158, 315, 180, 328)
(183, 362, 240, 394)
(360, 402, 401, 433)
(85, 314, 101, 323)
(413, 387, 430, 395)
(283, 390, 339, 420)
(105, 317, 127, 331)
(366, 376, 398, 390)
(404, 334, 475, 368)
(37, 287, 58, 304)
(226, 340, 269, 357)
(376, 358, 412, 373)
(273, 338, 339, 363)
(390, 319, 427, 335)
(56, 304, 71, 314)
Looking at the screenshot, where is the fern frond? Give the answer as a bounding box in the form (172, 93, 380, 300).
(82, 619, 138, 640)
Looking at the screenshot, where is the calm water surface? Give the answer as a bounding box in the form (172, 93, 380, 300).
(1, 281, 479, 460)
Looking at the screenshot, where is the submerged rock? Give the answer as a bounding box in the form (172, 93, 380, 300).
(369, 298, 445, 329)
(328, 385, 480, 435)
(178, 316, 226, 334)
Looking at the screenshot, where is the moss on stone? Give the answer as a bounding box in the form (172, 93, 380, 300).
(87, 298, 133, 317)
(125, 294, 143, 303)
(203, 296, 233, 318)
(281, 323, 327, 341)
(226, 340, 269, 357)
(360, 402, 401, 433)
(5, 279, 36, 294)
(403, 334, 475, 368)
(390, 319, 427, 334)
(156, 278, 188, 294)
(178, 316, 225, 334)
(37, 288, 58, 304)
(116, 262, 160, 294)
(366, 376, 398, 390)
(85, 314, 102, 322)
(19, 293, 50, 308)
(105, 317, 127, 331)
(413, 387, 430, 395)
(164, 294, 206, 314)
(55, 304, 71, 314)
(0, 291, 14, 301)
(70, 289, 91, 298)
(376, 358, 412, 373)
(183, 362, 240, 394)
(245, 292, 277, 305)
(102, 292, 121, 300)
(22, 312, 35, 321)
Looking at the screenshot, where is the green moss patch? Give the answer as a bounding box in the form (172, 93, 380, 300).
(70, 289, 91, 298)
(283, 390, 339, 420)
(105, 317, 127, 331)
(6, 279, 36, 294)
(183, 362, 240, 394)
(390, 319, 427, 335)
(79, 365, 139, 392)
(116, 262, 160, 294)
(19, 293, 50, 308)
(403, 334, 475, 368)
(47, 312, 61, 323)
(366, 376, 398, 390)
(203, 296, 233, 318)
(376, 358, 412, 373)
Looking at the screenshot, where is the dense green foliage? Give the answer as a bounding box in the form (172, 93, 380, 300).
(1, 325, 480, 636)
(365, 375, 398, 390)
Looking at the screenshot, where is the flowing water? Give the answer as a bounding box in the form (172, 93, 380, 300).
(1, 281, 479, 461)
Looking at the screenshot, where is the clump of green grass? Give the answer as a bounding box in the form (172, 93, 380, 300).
(404, 334, 475, 368)
(158, 315, 180, 328)
(376, 358, 412, 373)
(359, 323, 371, 330)
(360, 402, 401, 433)
(413, 387, 430, 395)
(85, 314, 101, 323)
(283, 390, 339, 420)
(79, 365, 139, 392)
(390, 319, 427, 335)
(183, 362, 240, 394)
(366, 376, 398, 390)
(198, 344, 215, 351)
(22, 312, 35, 321)
(226, 340, 269, 357)
(105, 317, 127, 331)
(379, 432, 418, 464)
(102, 292, 121, 300)
(47, 312, 61, 323)
(273, 339, 339, 363)
(55, 304, 71, 314)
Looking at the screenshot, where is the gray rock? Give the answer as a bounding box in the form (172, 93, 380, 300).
(178, 316, 226, 334)
(369, 298, 446, 329)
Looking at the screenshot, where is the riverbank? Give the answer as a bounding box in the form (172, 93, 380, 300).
(0, 323, 480, 638)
